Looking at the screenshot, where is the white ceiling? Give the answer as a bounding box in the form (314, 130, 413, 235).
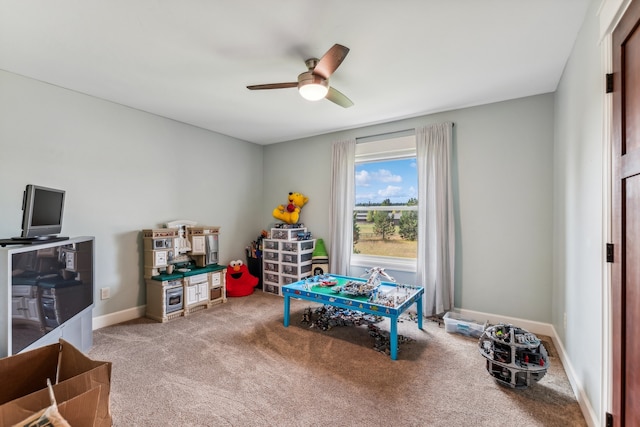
(0, 1, 590, 145)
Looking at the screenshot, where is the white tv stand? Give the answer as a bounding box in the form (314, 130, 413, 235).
(0, 236, 95, 357)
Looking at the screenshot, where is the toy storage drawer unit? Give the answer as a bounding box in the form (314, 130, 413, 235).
(281, 262, 312, 276)
(281, 240, 314, 253)
(263, 250, 279, 262)
(264, 262, 280, 273)
(281, 251, 312, 264)
(264, 240, 279, 251)
(262, 238, 316, 296)
(443, 310, 486, 338)
(281, 275, 302, 285)
(270, 227, 307, 241)
(263, 272, 280, 285)
(264, 283, 281, 296)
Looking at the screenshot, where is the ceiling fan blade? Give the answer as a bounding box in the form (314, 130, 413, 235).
(247, 82, 298, 90)
(313, 44, 350, 79)
(326, 87, 354, 108)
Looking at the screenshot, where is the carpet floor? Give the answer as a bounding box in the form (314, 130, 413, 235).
(88, 291, 587, 427)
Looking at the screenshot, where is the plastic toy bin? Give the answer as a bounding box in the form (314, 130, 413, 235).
(281, 263, 312, 276)
(271, 228, 306, 240)
(443, 310, 486, 338)
(281, 252, 312, 263)
(264, 240, 279, 250)
(264, 262, 279, 273)
(263, 251, 279, 261)
(264, 273, 279, 284)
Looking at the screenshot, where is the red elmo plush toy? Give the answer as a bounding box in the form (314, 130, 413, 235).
(225, 260, 259, 297)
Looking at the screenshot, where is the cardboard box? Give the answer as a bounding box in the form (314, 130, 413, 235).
(0, 339, 112, 427)
(12, 387, 101, 427)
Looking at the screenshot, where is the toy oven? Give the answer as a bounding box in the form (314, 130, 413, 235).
(165, 281, 183, 314)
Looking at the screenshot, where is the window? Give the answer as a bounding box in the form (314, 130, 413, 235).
(352, 133, 417, 271)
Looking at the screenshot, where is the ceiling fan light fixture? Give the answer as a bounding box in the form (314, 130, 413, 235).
(298, 72, 329, 101)
(247, 45, 352, 107)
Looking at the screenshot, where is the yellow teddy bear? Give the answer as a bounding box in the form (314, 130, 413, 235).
(272, 192, 309, 224)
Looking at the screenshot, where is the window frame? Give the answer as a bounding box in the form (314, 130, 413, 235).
(352, 133, 418, 273)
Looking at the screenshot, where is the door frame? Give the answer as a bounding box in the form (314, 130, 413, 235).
(599, 0, 635, 424)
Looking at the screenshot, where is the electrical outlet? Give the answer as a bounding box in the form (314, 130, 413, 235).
(100, 287, 110, 300)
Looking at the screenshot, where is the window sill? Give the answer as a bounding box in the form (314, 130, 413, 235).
(351, 254, 417, 273)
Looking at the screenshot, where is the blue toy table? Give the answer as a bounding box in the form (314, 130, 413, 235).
(282, 274, 424, 360)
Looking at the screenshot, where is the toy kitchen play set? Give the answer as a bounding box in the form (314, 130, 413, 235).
(142, 222, 227, 323)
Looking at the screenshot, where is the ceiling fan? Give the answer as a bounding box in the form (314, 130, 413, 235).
(247, 44, 354, 108)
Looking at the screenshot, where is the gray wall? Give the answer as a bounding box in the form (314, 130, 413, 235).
(553, 0, 603, 420)
(263, 93, 555, 323)
(0, 70, 265, 317)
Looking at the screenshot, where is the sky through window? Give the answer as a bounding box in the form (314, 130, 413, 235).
(355, 158, 417, 204)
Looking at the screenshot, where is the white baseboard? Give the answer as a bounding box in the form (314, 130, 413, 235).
(547, 325, 599, 427)
(92, 305, 146, 330)
(455, 308, 598, 427)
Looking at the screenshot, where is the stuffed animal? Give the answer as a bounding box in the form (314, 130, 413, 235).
(225, 260, 259, 297)
(272, 192, 309, 224)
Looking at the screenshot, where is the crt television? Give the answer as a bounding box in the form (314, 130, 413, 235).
(20, 184, 66, 239)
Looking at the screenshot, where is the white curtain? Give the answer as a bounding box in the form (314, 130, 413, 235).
(329, 139, 356, 275)
(416, 122, 455, 316)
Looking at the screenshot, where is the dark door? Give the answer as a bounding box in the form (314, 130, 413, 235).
(612, 0, 640, 425)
